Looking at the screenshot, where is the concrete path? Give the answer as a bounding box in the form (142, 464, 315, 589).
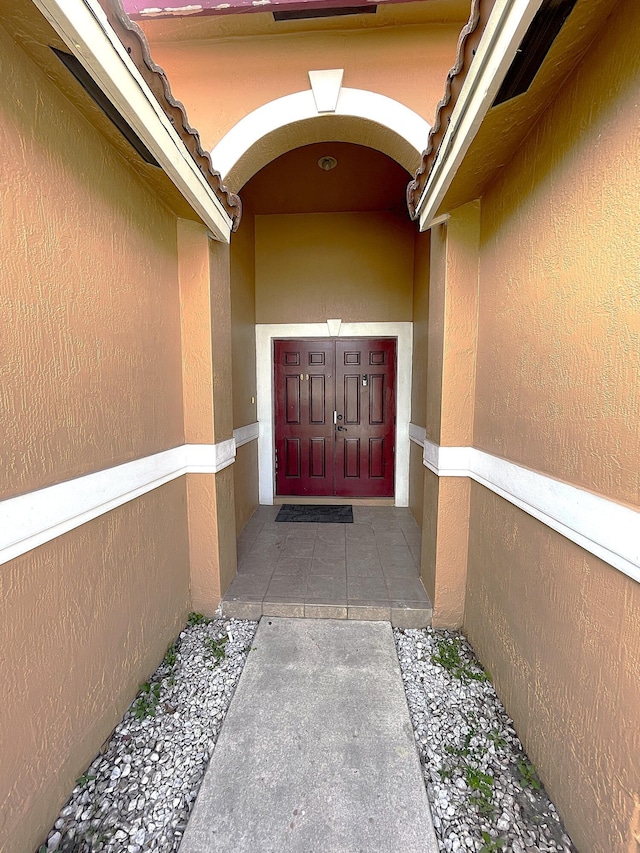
(179, 617, 438, 853)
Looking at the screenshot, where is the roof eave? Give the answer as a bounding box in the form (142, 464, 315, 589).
(31, 0, 237, 242)
(410, 0, 545, 231)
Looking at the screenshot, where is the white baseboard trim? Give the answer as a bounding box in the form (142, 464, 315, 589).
(421, 439, 640, 585)
(0, 441, 236, 567)
(233, 422, 259, 448)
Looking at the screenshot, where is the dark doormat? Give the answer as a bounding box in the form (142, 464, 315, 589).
(276, 504, 354, 523)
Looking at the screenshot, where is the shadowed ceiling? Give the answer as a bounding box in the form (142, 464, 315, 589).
(241, 141, 412, 216)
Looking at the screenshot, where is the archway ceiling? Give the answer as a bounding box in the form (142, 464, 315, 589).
(241, 142, 411, 216)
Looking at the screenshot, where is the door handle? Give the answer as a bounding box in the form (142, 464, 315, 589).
(337, 425, 347, 431)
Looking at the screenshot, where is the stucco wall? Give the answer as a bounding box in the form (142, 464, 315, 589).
(230, 210, 259, 533)
(465, 1, 640, 849)
(0, 23, 184, 500)
(0, 27, 192, 853)
(465, 484, 640, 853)
(409, 441, 425, 530)
(234, 440, 259, 534)
(231, 210, 258, 430)
(255, 211, 414, 324)
(409, 228, 430, 527)
(0, 482, 190, 853)
(474, 0, 640, 508)
(144, 24, 462, 151)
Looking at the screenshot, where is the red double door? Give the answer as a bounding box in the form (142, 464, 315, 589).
(274, 338, 396, 497)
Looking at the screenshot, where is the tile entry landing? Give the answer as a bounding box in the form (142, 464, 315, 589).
(222, 506, 432, 627)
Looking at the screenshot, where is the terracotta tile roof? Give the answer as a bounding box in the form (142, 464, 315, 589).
(406, 0, 491, 220)
(99, 0, 242, 230)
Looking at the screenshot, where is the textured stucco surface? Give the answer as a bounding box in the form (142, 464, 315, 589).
(463, 4, 640, 849)
(465, 483, 640, 853)
(255, 211, 414, 324)
(0, 23, 183, 499)
(429, 476, 469, 629)
(408, 441, 425, 531)
(0, 482, 190, 853)
(234, 440, 259, 535)
(426, 222, 446, 445)
(209, 241, 235, 444)
(475, 0, 640, 508)
(420, 468, 439, 605)
(409, 230, 430, 529)
(143, 25, 461, 151)
(440, 202, 479, 447)
(230, 209, 259, 534)
(420, 205, 479, 625)
(230, 209, 257, 430)
(411, 229, 430, 428)
(178, 219, 216, 444)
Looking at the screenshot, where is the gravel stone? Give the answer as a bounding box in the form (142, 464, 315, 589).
(39, 619, 577, 853)
(40, 617, 257, 853)
(394, 627, 578, 853)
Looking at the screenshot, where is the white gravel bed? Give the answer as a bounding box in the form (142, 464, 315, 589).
(394, 627, 577, 853)
(41, 615, 258, 853)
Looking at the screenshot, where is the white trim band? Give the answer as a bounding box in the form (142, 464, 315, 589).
(32, 0, 233, 242)
(0, 442, 236, 566)
(422, 440, 640, 584)
(233, 422, 259, 448)
(409, 423, 426, 447)
(211, 88, 431, 182)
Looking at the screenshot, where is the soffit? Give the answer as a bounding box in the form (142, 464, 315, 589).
(137, 0, 470, 42)
(1, 0, 241, 229)
(410, 0, 622, 219)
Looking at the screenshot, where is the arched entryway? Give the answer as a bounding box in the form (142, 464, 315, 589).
(229, 139, 422, 515)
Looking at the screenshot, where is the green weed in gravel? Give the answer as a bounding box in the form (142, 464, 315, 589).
(132, 681, 161, 719)
(431, 635, 488, 683)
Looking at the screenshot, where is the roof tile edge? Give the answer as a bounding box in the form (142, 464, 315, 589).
(99, 0, 243, 230)
(406, 0, 486, 221)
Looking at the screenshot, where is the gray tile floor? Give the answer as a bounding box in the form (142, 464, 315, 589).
(222, 505, 432, 627)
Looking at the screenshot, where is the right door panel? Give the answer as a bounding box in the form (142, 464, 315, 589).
(334, 338, 396, 497)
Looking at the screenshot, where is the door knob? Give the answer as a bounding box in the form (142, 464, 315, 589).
(337, 425, 347, 431)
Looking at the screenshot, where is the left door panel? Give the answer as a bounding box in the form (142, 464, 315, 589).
(274, 340, 335, 496)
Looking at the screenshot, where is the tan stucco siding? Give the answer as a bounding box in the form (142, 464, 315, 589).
(409, 440, 425, 529)
(420, 467, 439, 603)
(255, 211, 414, 324)
(464, 482, 640, 853)
(475, 0, 640, 508)
(0, 23, 184, 500)
(234, 440, 259, 534)
(0, 481, 190, 853)
(145, 25, 461, 151)
(231, 211, 257, 430)
(411, 229, 430, 427)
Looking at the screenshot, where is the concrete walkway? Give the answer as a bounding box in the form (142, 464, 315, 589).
(179, 618, 438, 853)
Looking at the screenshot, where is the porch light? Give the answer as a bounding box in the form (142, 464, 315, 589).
(318, 155, 338, 171)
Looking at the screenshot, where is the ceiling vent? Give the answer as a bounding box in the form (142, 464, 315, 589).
(51, 47, 160, 167)
(493, 0, 579, 106)
(274, 4, 376, 21)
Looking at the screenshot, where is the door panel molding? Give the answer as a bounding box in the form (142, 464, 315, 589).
(256, 322, 412, 506)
